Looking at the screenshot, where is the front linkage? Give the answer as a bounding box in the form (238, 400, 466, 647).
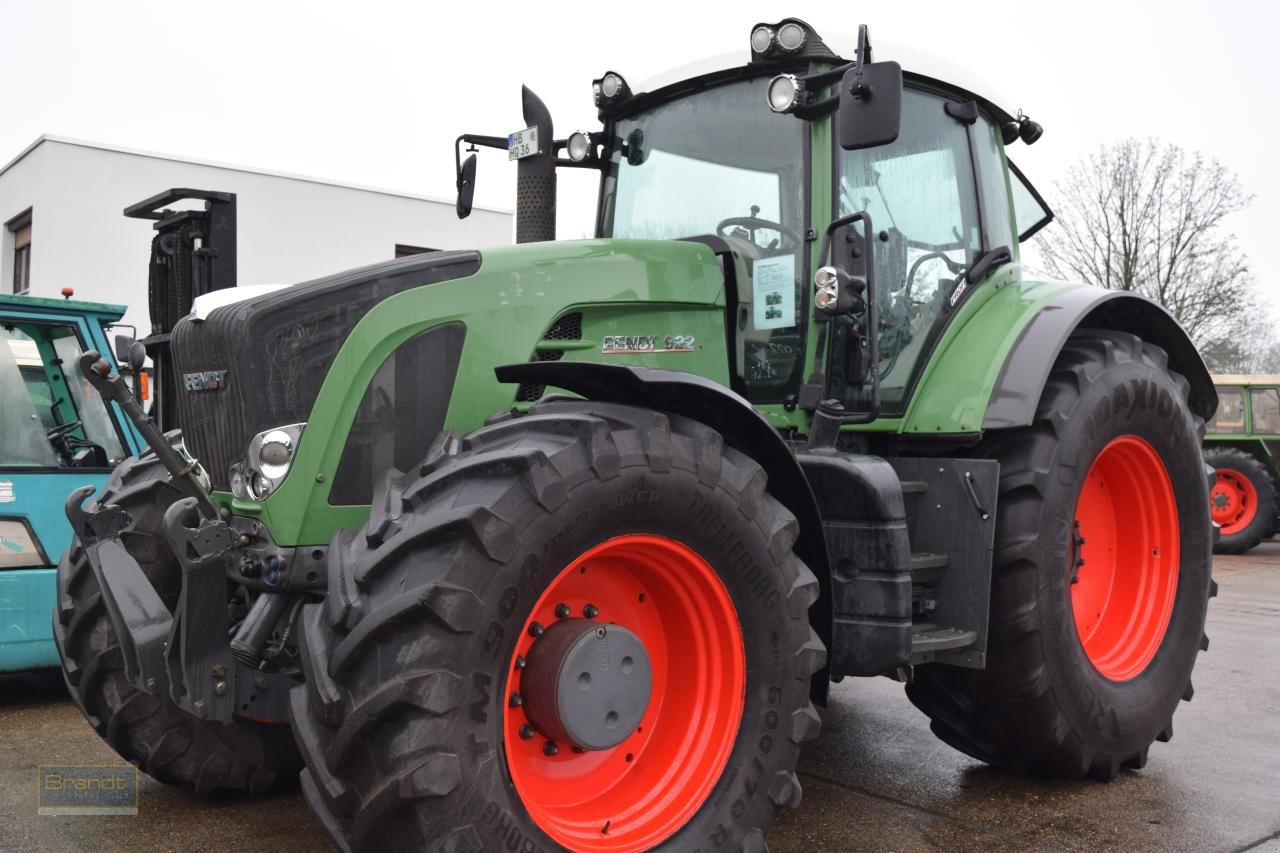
(67, 350, 323, 724)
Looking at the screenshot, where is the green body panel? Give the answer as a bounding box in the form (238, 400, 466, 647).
(227, 239, 730, 545)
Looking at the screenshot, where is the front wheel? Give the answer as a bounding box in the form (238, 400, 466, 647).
(907, 329, 1214, 780)
(290, 402, 825, 852)
(1204, 446, 1277, 554)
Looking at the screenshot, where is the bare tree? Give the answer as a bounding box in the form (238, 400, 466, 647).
(1034, 139, 1258, 358)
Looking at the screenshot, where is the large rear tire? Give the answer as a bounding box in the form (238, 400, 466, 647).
(290, 401, 825, 852)
(53, 440, 303, 795)
(906, 329, 1214, 780)
(1204, 446, 1276, 554)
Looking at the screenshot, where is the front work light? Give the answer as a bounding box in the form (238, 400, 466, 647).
(768, 74, 804, 113)
(593, 72, 631, 108)
(777, 21, 806, 52)
(813, 266, 866, 315)
(566, 131, 593, 162)
(750, 26, 774, 53)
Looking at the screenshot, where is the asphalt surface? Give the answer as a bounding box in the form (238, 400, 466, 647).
(2, 547, 1278, 853)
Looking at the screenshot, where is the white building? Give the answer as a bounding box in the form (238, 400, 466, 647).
(0, 135, 511, 329)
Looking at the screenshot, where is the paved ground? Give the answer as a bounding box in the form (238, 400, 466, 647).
(2, 547, 1278, 852)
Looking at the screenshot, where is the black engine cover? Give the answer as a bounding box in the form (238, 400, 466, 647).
(170, 250, 480, 489)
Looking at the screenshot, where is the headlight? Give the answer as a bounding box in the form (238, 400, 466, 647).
(230, 422, 305, 500)
(768, 74, 804, 113)
(593, 71, 630, 107)
(750, 25, 774, 53)
(566, 131, 592, 163)
(777, 21, 806, 52)
(814, 266, 840, 312)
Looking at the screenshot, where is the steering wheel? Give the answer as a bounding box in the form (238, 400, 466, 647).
(46, 420, 83, 441)
(904, 250, 966, 304)
(715, 215, 803, 252)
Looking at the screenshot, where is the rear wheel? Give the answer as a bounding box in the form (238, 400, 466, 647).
(1204, 446, 1276, 554)
(907, 330, 1214, 780)
(290, 401, 825, 852)
(53, 439, 302, 795)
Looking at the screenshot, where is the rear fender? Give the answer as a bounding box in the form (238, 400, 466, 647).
(983, 289, 1216, 429)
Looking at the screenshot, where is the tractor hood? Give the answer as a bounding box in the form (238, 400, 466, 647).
(169, 239, 725, 496)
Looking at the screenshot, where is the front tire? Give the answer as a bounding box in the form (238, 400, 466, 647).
(907, 329, 1214, 780)
(53, 440, 303, 795)
(1204, 446, 1277, 554)
(291, 401, 825, 852)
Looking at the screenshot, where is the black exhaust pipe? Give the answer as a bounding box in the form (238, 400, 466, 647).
(516, 86, 556, 243)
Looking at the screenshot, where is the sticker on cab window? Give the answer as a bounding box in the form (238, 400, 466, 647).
(752, 255, 795, 331)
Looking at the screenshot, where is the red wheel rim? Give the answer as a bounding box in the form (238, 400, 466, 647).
(1070, 435, 1180, 681)
(1210, 468, 1258, 535)
(504, 534, 746, 851)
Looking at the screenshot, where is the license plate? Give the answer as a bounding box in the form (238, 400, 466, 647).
(508, 127, 540, 161)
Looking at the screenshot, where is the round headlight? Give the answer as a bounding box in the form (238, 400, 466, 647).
(566, 131, 592, 163)
(777, 22, 806, 52)
(250, 471, 274, 500)
(750, 26, 774, 54)
(768, 74, 800, 113)
(815, 288, 838, 311)
(814, 266, 839, 288)
(601, 73, 623, 99)
(259, 430, 293, 466)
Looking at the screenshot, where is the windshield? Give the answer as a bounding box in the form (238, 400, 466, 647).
(1, 323, 126, 468)
(601, 75, 809, 402)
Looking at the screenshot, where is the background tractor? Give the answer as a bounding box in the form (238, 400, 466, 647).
(1203, 374, 1280, 553)
(58, 20, 1217, 852)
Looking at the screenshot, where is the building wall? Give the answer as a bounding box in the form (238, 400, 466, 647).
(0, 143, 44, 295)
(1, 138, 512, 330)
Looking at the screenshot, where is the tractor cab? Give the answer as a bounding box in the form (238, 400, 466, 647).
(459, 20, 1054, 422)
(0, 293, 143, 671)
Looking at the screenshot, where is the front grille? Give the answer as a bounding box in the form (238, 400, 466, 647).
(172, 250, 480, 489)
(515, 312, 581, 402)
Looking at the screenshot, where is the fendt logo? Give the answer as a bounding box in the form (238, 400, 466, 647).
(183, 370, 228, 392)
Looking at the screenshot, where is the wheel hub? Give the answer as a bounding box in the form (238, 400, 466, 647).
(521, 618, 652, 751)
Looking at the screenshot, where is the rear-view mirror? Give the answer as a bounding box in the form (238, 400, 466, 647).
(838, 61, 903, 151)
(456, 153, 477, 219)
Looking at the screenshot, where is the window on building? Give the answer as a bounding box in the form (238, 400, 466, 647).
(395, 243, 436, 258)
(9, 210, 32, 295)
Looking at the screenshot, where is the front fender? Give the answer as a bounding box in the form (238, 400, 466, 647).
(496, 361, 833, 703)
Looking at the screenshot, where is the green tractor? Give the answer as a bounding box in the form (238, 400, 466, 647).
(1203, 375, 1280, 553)
(58, 21, 1217, 852)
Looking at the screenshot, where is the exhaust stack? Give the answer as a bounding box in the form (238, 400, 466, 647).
(516, 86, 556, 243)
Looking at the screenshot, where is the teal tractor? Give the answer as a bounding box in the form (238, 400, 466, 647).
(59, 21, 1217, 852)
(0, 293, 145, 672)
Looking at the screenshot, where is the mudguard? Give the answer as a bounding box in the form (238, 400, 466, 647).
(495, 361, 834, 701)
(983, 289, 1217, 429)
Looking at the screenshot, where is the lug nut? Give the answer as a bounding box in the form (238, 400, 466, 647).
(519, 724, 536, 740)
(509, 692, 523, 708)
(572, 746, 586, 754)
(528, 622, 545, 638)
(213, 681, 227, 696)
(515, 656, 527, 670)
(554, 603, 571, 619)
(584, 603, 599, 619)
(543, 741, 559, 757)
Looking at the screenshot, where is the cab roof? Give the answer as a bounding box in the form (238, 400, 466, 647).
(0, 293, 127, 320)
(1211, 375, 1280, 387)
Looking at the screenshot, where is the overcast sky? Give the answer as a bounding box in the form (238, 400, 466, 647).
(5, 0, 1277, 308)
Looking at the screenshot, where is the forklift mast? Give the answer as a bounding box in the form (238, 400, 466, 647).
(123, 188, 236, 429)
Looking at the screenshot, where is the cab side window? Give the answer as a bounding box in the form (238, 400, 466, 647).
(1207, 387, 1245, 434)
(1251, 388, 1280, 434)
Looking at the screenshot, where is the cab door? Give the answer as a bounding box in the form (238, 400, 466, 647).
(0, 309, 138, 671)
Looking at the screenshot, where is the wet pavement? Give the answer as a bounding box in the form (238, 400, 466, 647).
(2, 546, 1277, 852)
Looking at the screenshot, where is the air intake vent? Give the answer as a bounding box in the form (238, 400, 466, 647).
(516, 312, 582, 402)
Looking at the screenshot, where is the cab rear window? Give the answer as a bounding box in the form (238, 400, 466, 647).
(1207, 387, 1245, 434)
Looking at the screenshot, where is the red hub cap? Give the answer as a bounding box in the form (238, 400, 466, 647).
(1210, 468, 1258, 535)
(504, 534, 746, 851)
(1070, 435, 1180, 681)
